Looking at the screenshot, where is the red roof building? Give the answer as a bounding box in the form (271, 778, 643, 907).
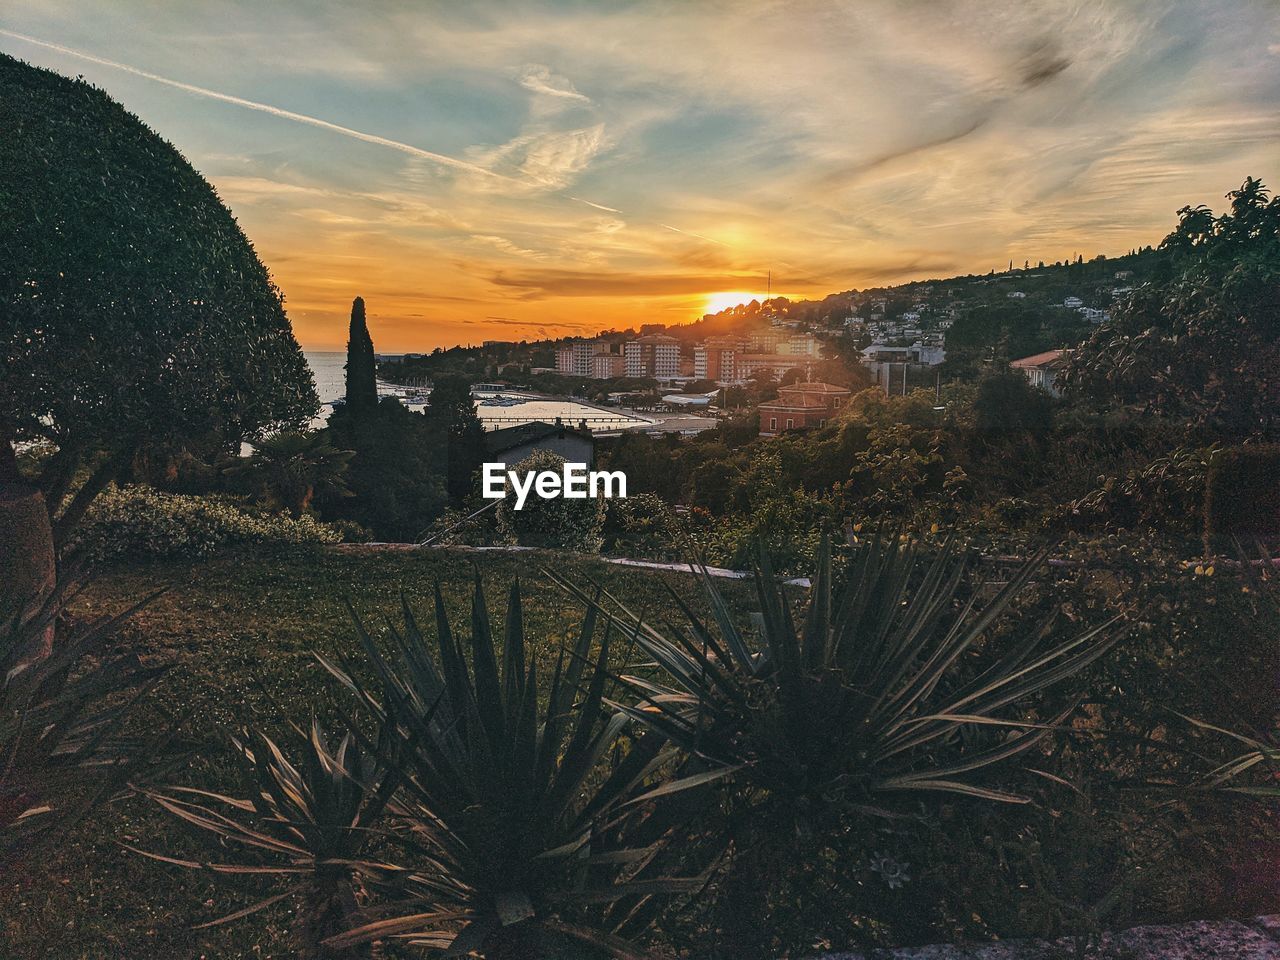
(758, 381, 852, 436)
(1010, 349, 1071, 397)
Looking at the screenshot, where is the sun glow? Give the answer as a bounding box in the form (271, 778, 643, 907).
(703, 290, 768, 315)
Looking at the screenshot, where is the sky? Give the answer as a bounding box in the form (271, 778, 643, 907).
(3, 1, 1279, 351)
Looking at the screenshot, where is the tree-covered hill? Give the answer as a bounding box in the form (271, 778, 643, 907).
(380, 245, 1164, 392)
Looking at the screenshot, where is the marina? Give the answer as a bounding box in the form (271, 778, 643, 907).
(305, 353, 656, 434)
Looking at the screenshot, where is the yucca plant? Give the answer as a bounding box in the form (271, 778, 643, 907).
(550, 534, 1125, 955)
(1, 574, 167, 865)
(552, 531, 1125, 817)
(1174, 715, 1279, 798)
(138, 721, 399, 960)
(319, 576, 697, 960)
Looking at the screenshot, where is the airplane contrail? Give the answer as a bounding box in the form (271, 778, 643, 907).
(0, 28, 518, 184)
(569, 196, 622, 214)
(660, 223, 730, 247)
(0, 29, 737, 251)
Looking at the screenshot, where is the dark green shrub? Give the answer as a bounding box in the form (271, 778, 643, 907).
(974, 369, 1055, 437)
(495, 449, 606, 552)
(75, 485, 344, 560)
(1064, 446, 1211, 548)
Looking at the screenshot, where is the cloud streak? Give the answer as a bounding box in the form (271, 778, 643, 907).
(660, 224, 730, 247)
(0, 28, 519, 185)
(569, 196, 622, 213)
(518, 64, 590, 102)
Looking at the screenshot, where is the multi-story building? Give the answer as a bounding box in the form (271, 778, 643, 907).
(694, 337, 741, 382)
(758, 382, 852, 436)
(784, 333, 820, 357)
(555, 339, 602, 377)
(590, 352, 625, 379)
(860, 340, 946, 394)
(735, 353, 810, 381)
(624, 334, 680, 379)
(747, 331, 781, 354)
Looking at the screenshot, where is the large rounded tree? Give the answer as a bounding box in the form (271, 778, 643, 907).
(0, 53, 317, 626)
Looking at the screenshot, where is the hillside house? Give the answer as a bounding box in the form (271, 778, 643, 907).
(1011, 349, 1071, 397)
(758, 381, 851, 436)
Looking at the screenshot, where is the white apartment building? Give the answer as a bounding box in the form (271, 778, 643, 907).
(784, 333, 820, 357)
(555, 339, 603, 377)
(624, 334, 680, 379)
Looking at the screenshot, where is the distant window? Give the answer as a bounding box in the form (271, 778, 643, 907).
(769, 418, 778, 431)
(786, 418, 794, 430)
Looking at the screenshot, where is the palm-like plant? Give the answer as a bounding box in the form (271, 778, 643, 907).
(551, 532, 1124, 817)
(1, 575, 166, 864)
(549, 534, 1125, 955)
(319, 577, 696, 960)
(138, 722, 399, 960)
(228, 430, 353, 518)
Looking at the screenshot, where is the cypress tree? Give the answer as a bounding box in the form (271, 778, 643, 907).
(345, 297, 378, 412)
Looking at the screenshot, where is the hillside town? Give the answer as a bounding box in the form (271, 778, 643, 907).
(377, 250, 1145, 441)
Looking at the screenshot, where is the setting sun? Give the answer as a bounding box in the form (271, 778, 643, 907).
(703, 290, 768, 315)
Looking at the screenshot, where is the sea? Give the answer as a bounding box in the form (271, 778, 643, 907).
(303, 352, 651, 433)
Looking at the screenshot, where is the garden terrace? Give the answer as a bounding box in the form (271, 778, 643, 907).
(3, 542, 1274, 959)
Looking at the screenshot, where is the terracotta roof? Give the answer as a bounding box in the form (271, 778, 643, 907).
(1011, 350, 1070, 370)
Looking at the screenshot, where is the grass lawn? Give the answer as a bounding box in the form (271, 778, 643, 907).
(3, 544, 758, 960)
